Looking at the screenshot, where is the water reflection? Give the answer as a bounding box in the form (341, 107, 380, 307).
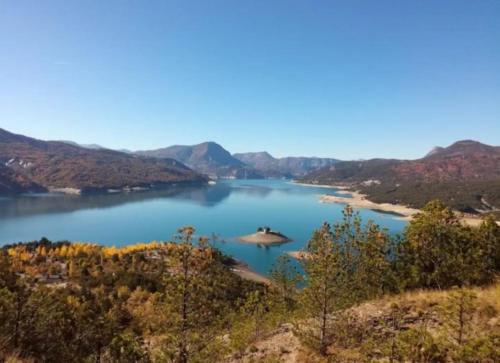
(0, 181, 281, 220)
(0, 180, 407, 274)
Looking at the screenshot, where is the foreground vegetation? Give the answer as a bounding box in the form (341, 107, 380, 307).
(0, 201, 499, 362)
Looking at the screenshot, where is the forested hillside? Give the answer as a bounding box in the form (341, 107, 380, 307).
(301, 140, 500, 214)
(0, 128, 206, 195)
(1, 201, 499, 362)
(0, 164, 44, 195)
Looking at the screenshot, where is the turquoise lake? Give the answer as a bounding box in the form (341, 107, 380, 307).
(0, 179, 407, 275)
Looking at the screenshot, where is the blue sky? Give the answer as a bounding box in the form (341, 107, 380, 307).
(0, 0, 499, 159)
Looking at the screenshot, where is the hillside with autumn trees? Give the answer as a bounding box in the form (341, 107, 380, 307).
(301, 140, 500, 215)
(1, 202, 499, 362)
(0, 128, 207, 195)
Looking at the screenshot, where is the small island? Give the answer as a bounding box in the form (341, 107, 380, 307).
(238, 226, 291, 245)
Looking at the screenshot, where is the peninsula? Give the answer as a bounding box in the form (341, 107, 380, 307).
(319, 190, 420, 219)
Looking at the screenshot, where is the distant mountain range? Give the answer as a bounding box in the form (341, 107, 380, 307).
(136, 142, 340, 178)
(301, 140, 500, 214)
(0, 129, 343, 195)
(2, 128, 498, 214)
(58, 140, 133, 154)
(233, 152, 340, 177)
(57, 140, 106, 150)
(0, 128, 206, 195)
(136, 142, 262, 179)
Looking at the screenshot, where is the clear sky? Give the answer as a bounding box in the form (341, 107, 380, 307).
(0, 0, 499, 160)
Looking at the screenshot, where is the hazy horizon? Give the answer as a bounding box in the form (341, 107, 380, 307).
(1, 0, 499, 159)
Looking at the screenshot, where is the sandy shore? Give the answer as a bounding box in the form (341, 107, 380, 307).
(48, 187, 82, 195)
(319, 190, 420, 219)
(456, 216, 493, 227)
(286, 250, 311, 260)
(237, 231, 291, 245)
(318, 190, 494, 226)
(230, 262, 271, 285)
(290, 182, 348, 190)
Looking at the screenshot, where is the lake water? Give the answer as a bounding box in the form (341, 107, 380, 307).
(0, 180, 407, 275)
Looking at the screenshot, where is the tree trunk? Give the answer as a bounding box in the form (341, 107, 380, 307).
(319, 277, 329, 355)
(177, 252, 190, 363)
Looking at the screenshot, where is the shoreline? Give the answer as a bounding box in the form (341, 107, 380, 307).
(293, 181, 494, 227)
(286, 250, 311, 260)
(317, 188, 493, 227)
(237, 235, 291, 246)
(237, 229, 292, 245)
(229, 261, 271, 285)
(290, 181, 348, 190)
(34, 180, 209, 197)
(319, 190, 420, 220)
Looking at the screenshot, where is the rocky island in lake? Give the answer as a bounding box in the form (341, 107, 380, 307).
(238, 226, 291, 245)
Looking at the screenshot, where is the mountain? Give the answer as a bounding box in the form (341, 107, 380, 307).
(59, 140, 134, 154)
(301, 140, 500, 213)
(394, 140, 500, 183)
(424, 146, 445, 158)
(232, 152, 276, 169)
(58, 140, 106, 150)
(136, 142, 263, 179)
(233, 152, 340, 177)
(0, 164, 45, 195)
(0, 128, 206, 195)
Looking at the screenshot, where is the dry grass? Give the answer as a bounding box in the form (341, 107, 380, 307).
(366, 282, 500, 312)
(233, 282, 500, 362)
